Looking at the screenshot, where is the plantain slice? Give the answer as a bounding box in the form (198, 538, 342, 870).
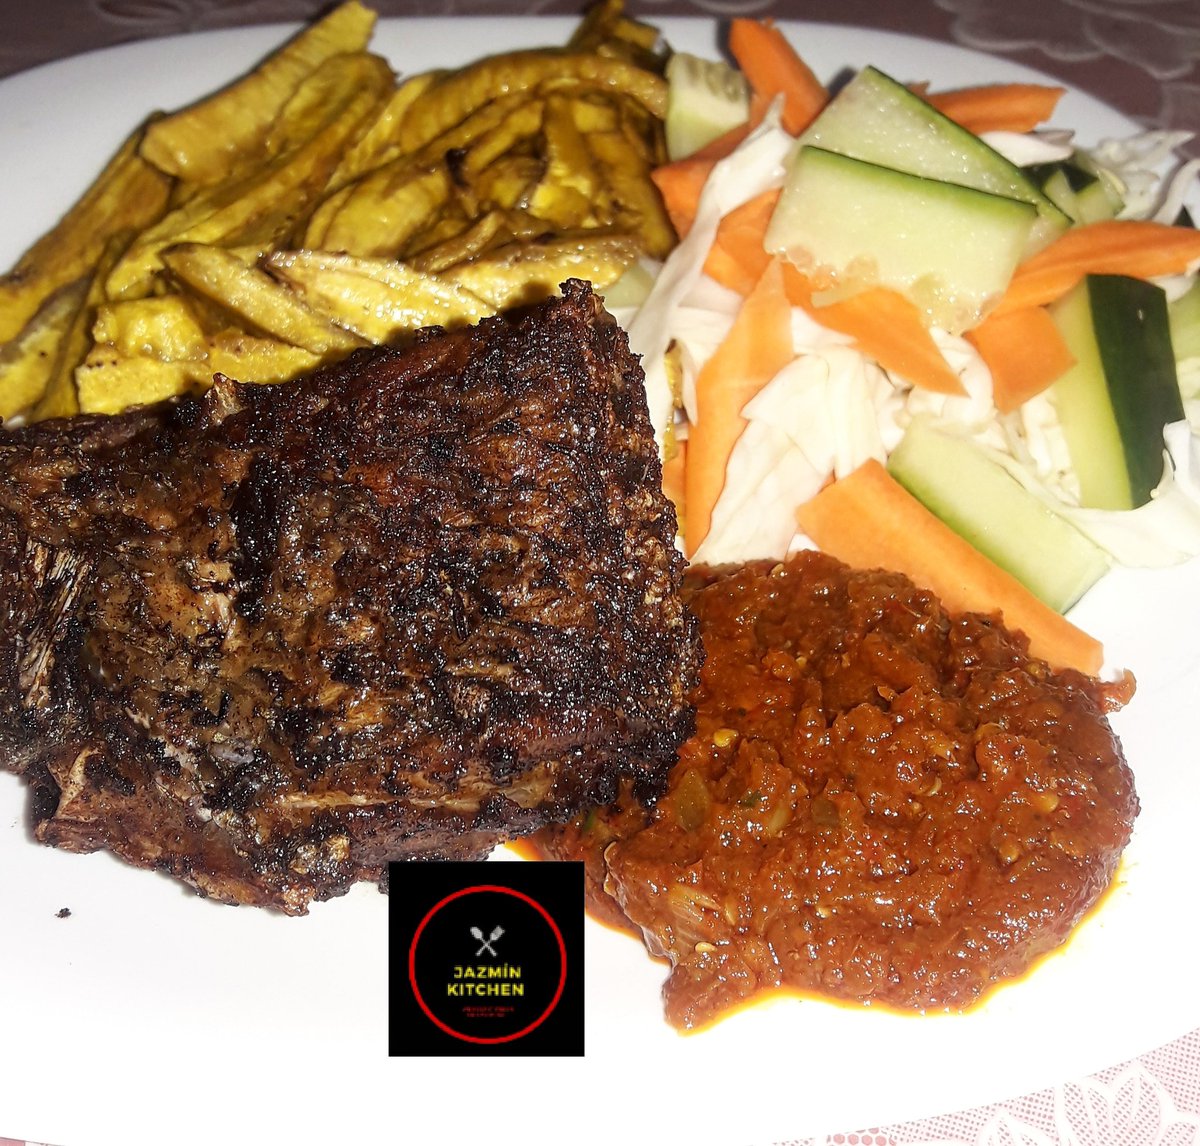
(77, 295, 205, 413)
(325, 70, 441, 190)
(442, 230, 643, 309)
(92, 295, 209, 361)
(306, 162, 451, 257)
(191, 332, 320, 387)
(162, 243, 365, 355)
(587, 129, 676, 257)
(568, 0, 665, 69)
(0, 125, 172, 344)
(139, 0, 378, 185)
(405, 209, 541, 274)
(30, 234, 135, 422)
(527, 96, 607, 229)
(0, 278, 89, 420)
(78, 294, 321, 413)
(462, 158, 544, 218)
(452, 99, 547, 183)
(265, 249, 495, 340)
(76, 351, 192, 415)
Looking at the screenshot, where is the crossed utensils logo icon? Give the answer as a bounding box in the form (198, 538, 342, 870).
(470, 924, 504, 957)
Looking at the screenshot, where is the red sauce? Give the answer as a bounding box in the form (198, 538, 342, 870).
(534, 552, 1137, 1029)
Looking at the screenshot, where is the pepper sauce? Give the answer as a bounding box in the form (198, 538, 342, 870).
(534, 552, 1137, 1029)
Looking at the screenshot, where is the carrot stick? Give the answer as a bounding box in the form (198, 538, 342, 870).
(703, 189, 780, 295)
(728, 19, 828, 136)
(661, 439, 686, 516)
(924, 83, 1066, 134)
(966, 306, 1076, 412)
(685, 258, 794, 555)
(649, 121, 758, 236)
(651, 156, 713, 238)
(783, 266, 965, 395)
(796, 460, 1104, 675)
(993, 220, 1200, 315)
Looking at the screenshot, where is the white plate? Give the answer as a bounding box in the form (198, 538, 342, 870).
(1, 17, 1197, 1146)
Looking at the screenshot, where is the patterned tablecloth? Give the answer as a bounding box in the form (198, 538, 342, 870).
(2, 0, 1198, 152)
(1, 2, 1198, 1145)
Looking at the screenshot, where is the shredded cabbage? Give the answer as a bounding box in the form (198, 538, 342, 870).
(695, 348, 894, 564)
(624, 108, 794, 453)
(1083, 130, 1198, 221)
(980, 130, 1074, 167)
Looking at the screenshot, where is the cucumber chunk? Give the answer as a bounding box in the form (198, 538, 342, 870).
(799, 66, 1069, 253)
(1066, 153, 1126, 220)
(1169, 279, 1200, 362)
(664, 52, 750, 161)
(599, 258, 657, 309)
(1030, 159, 1123, 224)
(1049, 274, 1185, 510)
(1036, 167, 1081, 221)
(765, 146, 1037, 332)
(887, 417, 1108, 612)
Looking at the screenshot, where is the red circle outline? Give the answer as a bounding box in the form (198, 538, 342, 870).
(407, 884, 568, 1045)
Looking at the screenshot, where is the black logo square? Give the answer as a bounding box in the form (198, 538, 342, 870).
(388, 861, 585, 1057)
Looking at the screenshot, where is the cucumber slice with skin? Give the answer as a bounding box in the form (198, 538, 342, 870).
(1049, 274, 1185, 510)
(887, 417, 1109, 612)
(765, 146, 1037, 333)
(799, 66, 1069, 253)
(664, 52, 749, 161)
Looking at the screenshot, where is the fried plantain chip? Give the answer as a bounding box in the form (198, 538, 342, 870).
(568, 0, 665, 70)
(405, 209, 541, 274)
(526, 183, 595, 231)
(188, 331, 320, 387)
(326, 70, 441, 189)
(587, 129, 675, 257)
(395, 51, 668, 153)
(442, 230, 642, 309)
(30, 235, 134, 422)
(139, 0, 377, 185)
(92, 295, 209, 361)
(266, 249, 495, 340)
(0, 126, 171, 343)
(162, 243, 365, 356)
(564, 91, 622, 134)
(305, 162, 451, 257)
(461, 158, 544, 217)
(526, 96, 607, 228)
(452, 99, 547, 183)
(77, 295, 203, 412)
(108, 52, 394, 300)
(264, 46, 394, 157)
(78, 303, 323, 414)
(0, 278, 89, 420)
(76, 349, 192, 415)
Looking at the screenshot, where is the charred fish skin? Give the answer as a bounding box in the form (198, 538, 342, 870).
(0, 280, 700, 914)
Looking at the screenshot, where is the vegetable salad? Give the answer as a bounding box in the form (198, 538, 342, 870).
(609, 19, 1200, 671)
